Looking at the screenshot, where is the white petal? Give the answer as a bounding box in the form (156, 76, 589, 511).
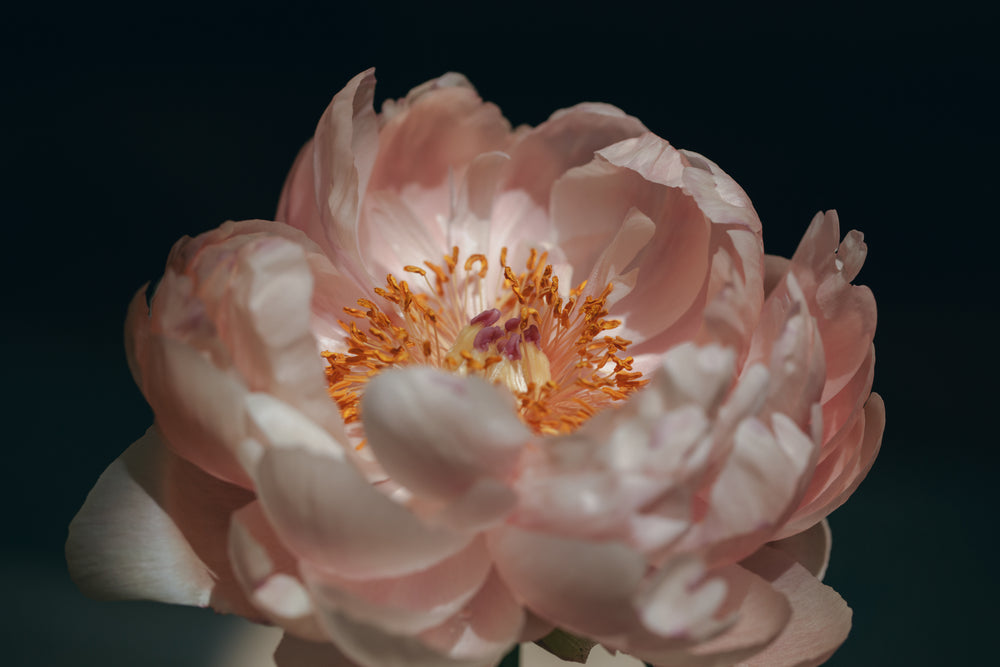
(67, 427, 253, 609)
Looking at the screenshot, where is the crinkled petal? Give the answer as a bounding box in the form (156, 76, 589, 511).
(67, 427, 254, 615)
(739, 547, 852, 667)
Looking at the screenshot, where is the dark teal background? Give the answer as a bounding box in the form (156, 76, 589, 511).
(5, 2, 995, 665)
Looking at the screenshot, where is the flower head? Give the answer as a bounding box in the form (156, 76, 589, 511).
(68, 69, 883, 667)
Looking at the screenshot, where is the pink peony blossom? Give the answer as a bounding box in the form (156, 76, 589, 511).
(67, 69, 884, 667)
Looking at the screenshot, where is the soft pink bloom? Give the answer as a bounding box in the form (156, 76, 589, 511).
(67, 70, 883, 667)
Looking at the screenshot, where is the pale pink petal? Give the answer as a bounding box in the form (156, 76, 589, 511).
(503, 102, 647, 209)
(549, 139, 712, 342)
(489, 526, 647, 638)
(228, 501, 326, 640)
(739, 547, 852, 667)
(67, 427, 255, 615)
(312, 570, 523, 667)
(626, 564, 791, 667)
(274, 634, 365, 667)
(361, 75, 510, 261)
(692, 228, 766, 359)
(279, 69, 379, 283)
(767, 519, 832, 581)
(746, 273, 826, 431)
(300, 537, 493, 635)
(255, 442, 471, 580)
(682, 413, 819, 566)
(361, 368, 529, 506)
(786, 211, 877, 402)
(779, 394, 885, 536)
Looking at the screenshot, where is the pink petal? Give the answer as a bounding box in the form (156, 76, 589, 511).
(361, 74, 511, 262)
(739, 547, 852, 667)
(747, 273, 826, 431)
(787, 211, 877, 402)
(300, 537, 493, 635)
(313, 570, 523, 667)
(489, 526, 647, 638)
(279, 69, 379, 283)
(254, 440, 472, 579)
(549, 137, 713, 343)
(682, 413, 819, 566)
(627, 563, 791, 667)
(779, 393, 885, 536)
(67, 427, 255, 615)
(361, 368, 529, 508)
(228, 500, 326, 640)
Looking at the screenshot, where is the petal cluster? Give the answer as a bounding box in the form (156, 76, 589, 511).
(68, 70, 883, 667)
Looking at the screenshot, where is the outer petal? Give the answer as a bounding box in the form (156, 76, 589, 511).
(311, 570, 524, 667)
(277, 69, 379, 284)
(739, 547, 852, 667)
(67, 427, 255, 615)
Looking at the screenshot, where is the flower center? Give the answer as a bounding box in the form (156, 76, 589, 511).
(322, 247, 644, 435)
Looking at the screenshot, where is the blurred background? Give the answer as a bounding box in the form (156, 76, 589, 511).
(5, 2, 995, 665)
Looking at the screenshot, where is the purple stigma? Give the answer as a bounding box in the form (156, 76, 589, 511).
(504, 317, 521, 332)
(470, 308, 501, 327)
(502, 333, 523, 360)
(473, 326, 504, 351)
(523, 324, 541, 344)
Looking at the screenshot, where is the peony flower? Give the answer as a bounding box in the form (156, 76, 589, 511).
(67, 69, 884, 667)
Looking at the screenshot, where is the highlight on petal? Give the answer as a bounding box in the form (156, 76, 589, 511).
(255, 439, 472, 580)
(361, 368, 529, 507)
(67, 427, 254, 613)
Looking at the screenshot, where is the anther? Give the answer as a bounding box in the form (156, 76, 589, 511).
(504, 317, 521, 332)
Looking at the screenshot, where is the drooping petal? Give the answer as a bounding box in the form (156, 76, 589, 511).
(738, 547, 852, 667)
(253, 425, 472, 579)
(361, 368, 529, 512)
(67, 427, 255, 615)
